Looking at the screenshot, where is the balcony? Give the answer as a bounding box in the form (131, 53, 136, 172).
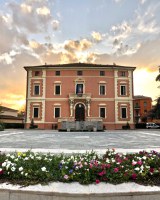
(69, 93, 91, 100)
(134, 105, 140, 109)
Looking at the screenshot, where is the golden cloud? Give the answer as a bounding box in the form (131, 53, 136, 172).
(64, 39, 92, 52)
(36, 6, 50, 15)
(91, 31, 102, 42)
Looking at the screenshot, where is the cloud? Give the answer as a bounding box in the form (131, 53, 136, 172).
(91, 31, 103, 42)
(52, 20, 60, 30)
(64, 39, 92, 53)
(8, 1, 52, 33)
(111, 21, 132, 39)
(36, 6, 50, 15)
(0, 14, 28, 54)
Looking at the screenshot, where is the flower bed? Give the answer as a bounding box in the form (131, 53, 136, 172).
(0, 149, 160, 186)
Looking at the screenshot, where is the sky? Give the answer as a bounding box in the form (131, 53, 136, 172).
(0, 0, 160, 110)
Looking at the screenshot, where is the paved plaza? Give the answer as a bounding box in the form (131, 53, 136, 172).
(0, 129, 160, 153)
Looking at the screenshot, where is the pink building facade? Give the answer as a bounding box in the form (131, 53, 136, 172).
(24, 63, 136, 130)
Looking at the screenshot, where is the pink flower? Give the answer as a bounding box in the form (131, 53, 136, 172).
(106, 164, 111, 168)
(131, 173, 137, 180)
(64, 175, 69, 180)
(96, 179, 100, 184)
(94, 161, 99, 167)
(98, 170, 106, 176)
(132, 161, 137, 166)
(89, 164, 93, 169)
(114, 168, 119, 173)
(101, 164, 106, 169)
(137, 160, 142, 165)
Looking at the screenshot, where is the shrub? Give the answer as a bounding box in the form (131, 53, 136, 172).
(0, 122, 4, 131)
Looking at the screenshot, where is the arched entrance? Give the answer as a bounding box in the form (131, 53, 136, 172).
(75, 103, 85, 121)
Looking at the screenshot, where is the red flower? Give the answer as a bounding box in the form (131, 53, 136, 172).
(114, 168, 119, 173)
(96, 179, 100, 184)
(0, 170, 3, 175)
(131, 173, 137, 180)
(150, 168, 154, 173)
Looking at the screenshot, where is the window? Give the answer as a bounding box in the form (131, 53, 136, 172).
(55, 85, 61, 95)
(34, 85, 40, 95)
(120, 71, 126, 77)
(144, 101, 147, 107)
(99, 85, 105, 95)
(77, 71, 83, 76)
(35, 71, 40, 76)
(100, 107, 106, 118)
(76, 84, 83, 94)
(121, 107, 127, 119)
(55, 71, 60, 76)
(100, 71, 105, 76)
(33, 107, 39, 118)
(54, 107, 60, 118)
(120, 85, 126, 95)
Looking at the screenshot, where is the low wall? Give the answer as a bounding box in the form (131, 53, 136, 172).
(1, 182, 160, 200)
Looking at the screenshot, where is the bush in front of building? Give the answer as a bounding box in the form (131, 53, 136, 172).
(135, 123, 146, 129)
(3, 123, 24, 129)
(0, 122, 4, 131)
(1, 149, 160, 186)
(29, 119, 38, 129)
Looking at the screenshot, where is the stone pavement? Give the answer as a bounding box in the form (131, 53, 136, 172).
(0, 129, 160, 153)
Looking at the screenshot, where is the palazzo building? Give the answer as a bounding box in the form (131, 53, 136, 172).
(24, 63, 136, 130)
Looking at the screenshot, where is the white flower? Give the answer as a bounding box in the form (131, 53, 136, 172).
(21, 172, 24, 175)
(146, 166, 150, 169)
(135, 167, 140, 171)
(142, 156, 147, 160)
(65, 166, 68, 169)
(41, 167, 46, 172)
(61, 160, 65, 164)
(11, 167, 16, 172)
(25, 173, 28, 177)
(106, 158, 110, 163)
(75, 166, 79, 170)
(6, 154, 10, 157)
(19, 167, 23, 172)
(10, 155, 15, 159)
(37, 156, 41, 160)
(2, 162, 7, 167)
(24, 157, 29, 161)
(140, 165, 144, 171)
(0, 168, 2, 172)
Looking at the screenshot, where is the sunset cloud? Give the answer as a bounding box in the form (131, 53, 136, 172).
(0, 0, 160, 109)
(91, 31, 103, 42)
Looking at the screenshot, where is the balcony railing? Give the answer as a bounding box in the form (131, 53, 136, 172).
(69, 93, 91, 99)
(134, 106, 140, 109)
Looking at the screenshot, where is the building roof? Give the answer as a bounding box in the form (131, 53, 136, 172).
(134, 95, 152, 100)
(0, 106, 18, 112)
(0, 115, 23, 120)
(24, 63, 136, 71)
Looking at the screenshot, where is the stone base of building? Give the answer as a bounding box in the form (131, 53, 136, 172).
(25, 122, 135, 130)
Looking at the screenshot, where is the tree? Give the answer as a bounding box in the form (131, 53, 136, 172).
(156, 66, 160, 81)
(0, 104, 4, 131)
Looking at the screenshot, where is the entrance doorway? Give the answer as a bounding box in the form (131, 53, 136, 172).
(75, 103, 85, 121)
